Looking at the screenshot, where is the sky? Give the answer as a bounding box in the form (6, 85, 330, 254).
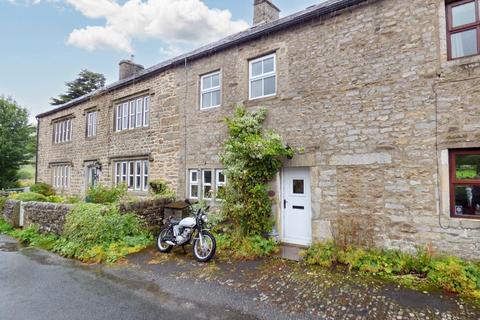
(0, 0, 322, 123)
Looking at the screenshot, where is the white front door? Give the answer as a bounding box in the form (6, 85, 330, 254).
(282, 167, 312, 246)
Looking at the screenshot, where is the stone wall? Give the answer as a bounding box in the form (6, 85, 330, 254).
(119, 198, 171, 231)
(23, 202, 73, 235)
(3, 200, 20, 227)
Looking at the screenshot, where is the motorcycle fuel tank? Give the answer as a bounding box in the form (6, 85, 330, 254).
(179, 217, 196, 228)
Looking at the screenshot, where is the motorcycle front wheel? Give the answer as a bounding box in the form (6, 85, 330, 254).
(193, 230, 216, 262)
(157, 228, 173, 253)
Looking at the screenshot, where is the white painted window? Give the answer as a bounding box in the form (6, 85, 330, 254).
(115, 95, 150, 132)
(52, 165, 70, 188)
(249, 53, 276, 100)
(129, 101, 136, 130)
(216, 170, 226, 199)
(135, 98, 143, 127)
(53, 118, 73, 144)
(116, 105, 122, 132)
(114, 159, 149, 192)
(87, 111, 97, 137)
(202, 170, 213, 200)
(189, 170, 199, 199)
(143, 96, 150, 127)
(200, 71, 221, 110)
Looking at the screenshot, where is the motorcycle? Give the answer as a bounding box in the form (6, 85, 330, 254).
(156, 199, 216, 262)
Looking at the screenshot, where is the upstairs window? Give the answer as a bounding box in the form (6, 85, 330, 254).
(115, 95, 150, 132)
(86, 111, 97, 137)
(447, 0, 480, 59)
(449, 149, 480, 219)
(249, 53, 276, 100)
(200, 71, 221, 110)
(53, 118, 72, 144)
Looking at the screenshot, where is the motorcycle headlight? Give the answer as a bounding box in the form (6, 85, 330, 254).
(202, 215, 208, 223)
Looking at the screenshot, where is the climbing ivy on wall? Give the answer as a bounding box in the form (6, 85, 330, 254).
(220, 107, 294, 236)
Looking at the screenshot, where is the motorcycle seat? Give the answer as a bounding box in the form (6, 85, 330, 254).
(170, 219, 180, 225)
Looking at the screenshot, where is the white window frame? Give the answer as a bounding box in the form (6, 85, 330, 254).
(143, 160, 149, 191)
(53, 165, 70, 188)
(114, 160, 148, 192)
(200, 71, 221, 110)
(53, 119, 73, 144)
(202, 170, 213, 200)
(87, 111, 97, 137)
(122, 103, 129, 130)
(143, 96, 150, 127)
(216, 169, 226, 200)
(129, 101, 135, 130)
(128, 161, 135, 190)
(135, 161, 142, 191)
(115, 162, 121, 185)
(189, 170, 199, 199)
(249, 53, 277, 100)
(135, 98, 143, 127)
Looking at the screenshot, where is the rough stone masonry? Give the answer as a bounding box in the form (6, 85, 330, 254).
(35, 0, 480, 259)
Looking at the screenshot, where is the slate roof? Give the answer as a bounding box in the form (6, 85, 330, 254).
(37, 0, 370, 119)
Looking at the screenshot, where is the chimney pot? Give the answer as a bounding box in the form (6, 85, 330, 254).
(119, 59, 145, 81)
(253, 0, 280, 26)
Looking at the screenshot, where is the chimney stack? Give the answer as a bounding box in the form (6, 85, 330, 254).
(253, 0, 280, 26)
(119, 59, 144, 80)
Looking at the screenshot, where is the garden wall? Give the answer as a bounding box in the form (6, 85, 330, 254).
(119, 198, 172, 231)
(3, 200, 20, 227)
(23, 202, 73, 235)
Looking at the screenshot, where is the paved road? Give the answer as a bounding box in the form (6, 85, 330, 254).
(0, 235, 255, 320)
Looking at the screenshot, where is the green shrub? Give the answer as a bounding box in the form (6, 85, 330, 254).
(30, 183, 56, 197)
(64, 196, 82, 204)
(9, 192, 47, 202)
(0, 196, 7, 214)
(46, 195, 66, 203)
(216, 233, 278, 260)
(149, 179, 176, 200)
(86, 184, 127, 204)
(0, 218, 13, 234)
(53, 203, 152, 263)
(302, 241, 480, 299)
(8, 225, 58, 250)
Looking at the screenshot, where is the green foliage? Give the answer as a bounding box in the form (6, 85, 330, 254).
(302, 242, 480, 299)
(53, 203, 152, 263)
(9, 192, 48, 202)
(0, 97, 36, 189)
(0, 196, 7, 214)
(220, 107, 294, 236)
(9, 225, 58, 250)
(16, 165, 35, 180)
(30, 182, 56, 196)
(50, 69, 106, 105)
(86, 184, 127, 204)
(0, 218, 13, 234)
(148, 179, 176, 200)
(215, 233, 279, 260)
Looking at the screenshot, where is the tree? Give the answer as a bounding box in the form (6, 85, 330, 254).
(50, 69, 106, 105)
(0, 97, 36, 189)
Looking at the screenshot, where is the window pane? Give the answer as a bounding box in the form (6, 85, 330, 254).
(204, 186, 212, 199)
(454, 185, 480, 216)
(211, 73, 220, 87)
(136, 99, 143, 127)
(452, 2, 476, 28)
(191, 170, 198, 182)
(202, 75, 212, 90)
(202, 92, 211, 108)
(293, 179, 305, 194)
(252, 61, 263, 77)
(218, 171, 225, 183)
(251, 79, 262, 98)
(204, 170, 212, 184)
(456, 154, 480, 179)
(451, 29, 478, 58)
(263, 76, 276, 96)
(191, 185, 198, 198)
(211, 90, 221, 107)
(263, 57, 274, 73)
(143, 161, 149, 190)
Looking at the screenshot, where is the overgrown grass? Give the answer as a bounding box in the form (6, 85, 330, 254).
(301, 241, 480, 299)
(215, 233, 279, 260)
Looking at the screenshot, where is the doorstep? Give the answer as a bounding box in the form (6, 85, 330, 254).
(276, 243, 306, 261)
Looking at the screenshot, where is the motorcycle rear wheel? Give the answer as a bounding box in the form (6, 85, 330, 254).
(157, 228, 173, 253)
(193, 230, 216, 262)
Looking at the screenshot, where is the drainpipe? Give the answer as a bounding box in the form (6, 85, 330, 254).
(34, 118, 40, 184)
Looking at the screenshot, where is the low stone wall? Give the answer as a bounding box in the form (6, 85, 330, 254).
(119, 198, 172, 231)
(3, 200, 20, 227)
(23, 202, 74, 235)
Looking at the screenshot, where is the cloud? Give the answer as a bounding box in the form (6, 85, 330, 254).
(63, 0, 249, 54)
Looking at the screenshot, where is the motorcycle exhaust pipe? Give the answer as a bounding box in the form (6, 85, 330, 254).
(166, 241, 176, 246)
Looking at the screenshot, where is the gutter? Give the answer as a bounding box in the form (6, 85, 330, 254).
(34, 119, 39, 184)
(36, 0, 373, 119)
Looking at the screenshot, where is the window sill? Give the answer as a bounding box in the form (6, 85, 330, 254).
(244, 94, 278, 106)
(442, 54, 480, 70)
(53, 141, 73, 146)
(200, 105, 221, 112)
(114, 126, 150, 134)
(450, 215, 480, 221)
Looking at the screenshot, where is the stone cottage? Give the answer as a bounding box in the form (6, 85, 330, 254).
(36, 0, 480, 259)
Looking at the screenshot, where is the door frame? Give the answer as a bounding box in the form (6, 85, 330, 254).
(280, 167, 312, 246)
